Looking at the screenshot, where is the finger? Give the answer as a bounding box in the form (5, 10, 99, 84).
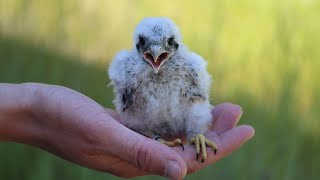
(216, 125, 255, 159)
(211, 103, 243, 135)
(107, 125, 187, 180)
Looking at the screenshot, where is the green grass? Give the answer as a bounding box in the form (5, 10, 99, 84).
(1, 0, 320, 179)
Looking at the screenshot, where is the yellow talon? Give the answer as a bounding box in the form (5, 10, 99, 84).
(190, 134, 218, 163)
(156, 137, 184, 150)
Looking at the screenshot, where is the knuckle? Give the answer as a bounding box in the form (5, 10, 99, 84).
(133, 142, 152, 170)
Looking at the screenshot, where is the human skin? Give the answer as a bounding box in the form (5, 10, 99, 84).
(0, 83, 254, 180)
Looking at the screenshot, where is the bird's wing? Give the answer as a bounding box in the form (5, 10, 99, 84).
(184, 52, 213, 138)
(108, 51, 129, 87)
(185, 52, 212, 102)
(108, 50, 135, 112)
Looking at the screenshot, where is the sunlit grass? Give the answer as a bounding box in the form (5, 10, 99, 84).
(0, 0, 320, 179)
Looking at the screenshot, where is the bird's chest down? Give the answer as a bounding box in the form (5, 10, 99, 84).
(123, 80, 189, 138)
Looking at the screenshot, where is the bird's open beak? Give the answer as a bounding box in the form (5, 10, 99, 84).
(143, 45, 170, 73)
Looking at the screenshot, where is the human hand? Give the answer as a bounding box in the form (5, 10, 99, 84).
(0, 83, 254, 180)
(7, 83, 187, 179)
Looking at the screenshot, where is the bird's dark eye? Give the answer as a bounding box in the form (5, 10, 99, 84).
(139, 36, 145, 46)
(168, 37, 174, 46)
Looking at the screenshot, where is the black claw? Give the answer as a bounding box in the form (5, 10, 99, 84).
(201, 159, 205, 163)
(214, 149, 217, 155)
(154, 136, 161, 141)
(180, 144, 184, 151)
(196, 154, 199, 160)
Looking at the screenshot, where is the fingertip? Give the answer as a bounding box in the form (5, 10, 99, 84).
(218, 125, 255, 157)
(163, 149, 187, 180)
(180, 163, 187, 180)
(163, 155, 187, 180)
(175, 159, 188, 180)
(144, 139, 187, 180)
(240, 125, 255, 140)
(227, 125, 255, 141)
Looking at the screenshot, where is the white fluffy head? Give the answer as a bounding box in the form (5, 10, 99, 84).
(133, 17, 182, 46)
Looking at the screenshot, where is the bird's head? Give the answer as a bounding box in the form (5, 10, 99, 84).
(134, 17, 182, 73)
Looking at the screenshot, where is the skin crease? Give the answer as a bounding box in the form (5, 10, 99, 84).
(0, 83, 254, 180)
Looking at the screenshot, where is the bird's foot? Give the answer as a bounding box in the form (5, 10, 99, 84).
(190, 134, 217, 163)
(155, 137, 184, 151)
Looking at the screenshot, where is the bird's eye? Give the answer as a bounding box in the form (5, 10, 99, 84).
(168, 37, 174, 46)
(139, 36, 145, 46)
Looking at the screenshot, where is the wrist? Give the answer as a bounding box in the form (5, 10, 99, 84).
(0, 83, 43, 143)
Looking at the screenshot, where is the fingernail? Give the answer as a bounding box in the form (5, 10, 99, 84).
(164, 161, 181, 180)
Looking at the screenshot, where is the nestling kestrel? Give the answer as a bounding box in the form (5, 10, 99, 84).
(108, 17, 217, 162)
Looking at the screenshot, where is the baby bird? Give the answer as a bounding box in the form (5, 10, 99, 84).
(108, 17, 217, 162)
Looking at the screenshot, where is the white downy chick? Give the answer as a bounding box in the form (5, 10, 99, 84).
(108, 17, 217, 162)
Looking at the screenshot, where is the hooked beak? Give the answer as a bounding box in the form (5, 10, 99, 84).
(143, 45, 170, 73)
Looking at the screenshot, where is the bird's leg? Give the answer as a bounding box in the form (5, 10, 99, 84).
(190, 134, 217, 163)
(155, 137, 184, 151)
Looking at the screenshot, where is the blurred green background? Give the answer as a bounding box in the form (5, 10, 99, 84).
(0, 0, 319, 179)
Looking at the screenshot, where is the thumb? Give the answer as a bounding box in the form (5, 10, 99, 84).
(130, 138, 187, 180)
(109, 125, 187, 180)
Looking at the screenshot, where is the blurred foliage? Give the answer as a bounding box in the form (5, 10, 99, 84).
(0, 0, 319, 179)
